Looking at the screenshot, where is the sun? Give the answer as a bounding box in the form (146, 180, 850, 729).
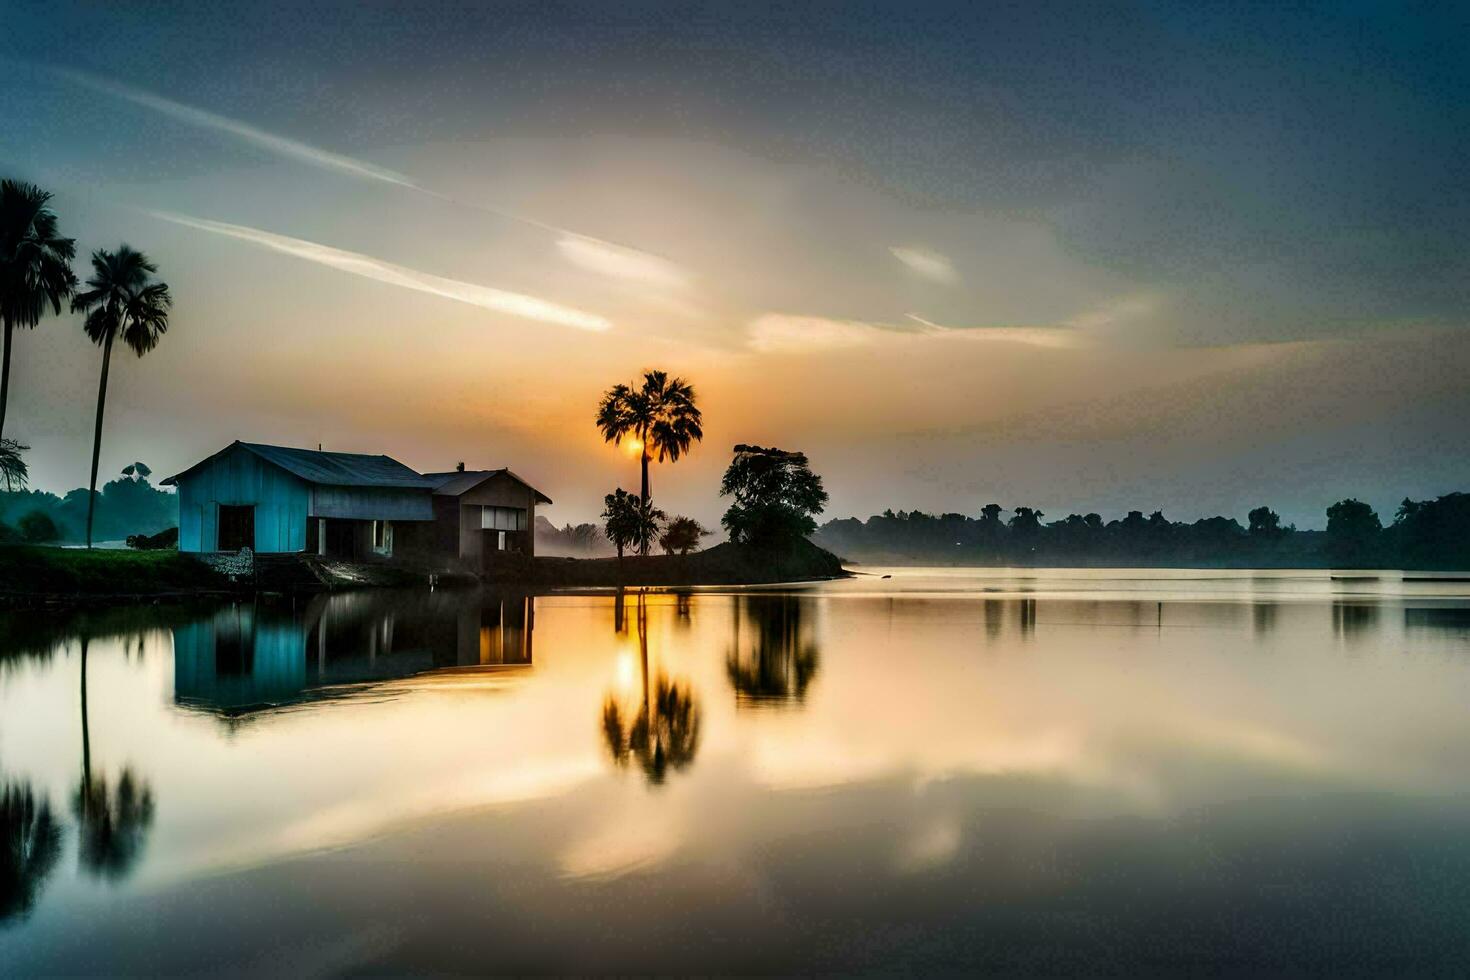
(623, 437, 645, 457)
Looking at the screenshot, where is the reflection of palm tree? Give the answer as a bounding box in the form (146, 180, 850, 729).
(73, 768, 155, 880)
(74, 637, 155, 880)
(600, 593, 700, 784)
(1, 778, 63, 922)
(725, 595, 820, 706)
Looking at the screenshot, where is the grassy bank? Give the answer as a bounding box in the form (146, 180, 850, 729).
(0, 546, 231, 600)
(529, 539, 848, 588)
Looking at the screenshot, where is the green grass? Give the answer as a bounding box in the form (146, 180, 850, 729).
(0, 545, 230, 596)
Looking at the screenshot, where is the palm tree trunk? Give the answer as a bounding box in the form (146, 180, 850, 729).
(639, 447, 651, 555)
(0, 314, 12, 442)
(86, 333, 114, 549)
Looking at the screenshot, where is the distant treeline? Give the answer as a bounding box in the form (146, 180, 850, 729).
(812, 493, 1470, 570)
(0, 475, 176, 545)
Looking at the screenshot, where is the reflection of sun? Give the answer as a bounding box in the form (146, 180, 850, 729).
(623, 437, 644, 457)
(615, 653, 637, 691)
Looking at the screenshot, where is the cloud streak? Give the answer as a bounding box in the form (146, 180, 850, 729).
(890, 246, 958, 284)
(151, 211, 612, 332)
(53, 66, 423, 189)
(50, 64, 690, 290)
(748, 312, 1085, 354)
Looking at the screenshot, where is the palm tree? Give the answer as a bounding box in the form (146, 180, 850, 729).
(0, 180, 77, 441)
(71, 246, 172, 548)
(0, 437, 28, 491)
(595, 370, 703, 553)
(601, 488, 664, 560)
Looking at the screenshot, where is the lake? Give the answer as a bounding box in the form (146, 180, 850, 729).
(4, 568, 1470, 974)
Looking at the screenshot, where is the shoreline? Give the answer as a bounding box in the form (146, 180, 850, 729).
(0, 539, 850, 609)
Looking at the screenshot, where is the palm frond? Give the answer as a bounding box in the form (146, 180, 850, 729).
(0, 438, 29, 491)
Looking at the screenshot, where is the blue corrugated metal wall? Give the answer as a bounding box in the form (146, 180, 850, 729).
(176, 445, 311, 552)
(172, 606, 308, 708)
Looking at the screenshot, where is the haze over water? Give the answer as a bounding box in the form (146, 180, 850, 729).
(4, 569, 1470, 973)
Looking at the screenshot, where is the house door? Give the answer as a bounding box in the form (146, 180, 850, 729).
(218, 505, 255, 552)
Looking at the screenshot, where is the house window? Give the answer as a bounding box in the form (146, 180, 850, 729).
(481, 506, 526, 531)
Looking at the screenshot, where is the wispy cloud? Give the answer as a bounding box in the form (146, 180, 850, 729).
(748, 311, 1085, 353)
(49, 64, 691, 290)
(905, 315, 1082, 349)
(151, 211, 612, 332)
(889, 246, 958, 284)
(556, 235, 690, 290)
(52, 66, 422, 189)
(747, 314, 894, 354)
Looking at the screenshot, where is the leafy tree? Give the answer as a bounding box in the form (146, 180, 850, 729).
(720, 444, 828, 548)
(1390, 492, 1470, 568)
(1010, 507, 1044, 532)
(1326, 499, 1381, 540)
(601, 488, 664, 559)
(120, 461, 151, 481)
(0, 437, 26, 491)
(17, 510, 57, 544)
(595, 370, 703, 554)
(659, 515, 710, 555)
(0, 179, 77, 441)
(1326, 498, 1382, 565)
(1248, 506, 1283, 538)
(72, 246, 172, 548)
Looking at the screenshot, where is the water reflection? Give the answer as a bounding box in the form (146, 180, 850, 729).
(173, 590, 535, 718)
(725, 595, 820, 708)
(73, 769, 154, 881)
(601, 593, 701, 784)
(0, 779, 62, 922)
(1333, 601, 1379, 639)
(1252, 601, 1277, 637)
(76, 636, 156, 880)
(4, 573, 1470, 973)
(1405, 607, 1470, 636)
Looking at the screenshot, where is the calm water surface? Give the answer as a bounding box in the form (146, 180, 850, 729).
(3, 568, 1470, 974)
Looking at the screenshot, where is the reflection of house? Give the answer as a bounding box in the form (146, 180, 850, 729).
(163, 441, 550, 569)
(173, 590, 534, 717)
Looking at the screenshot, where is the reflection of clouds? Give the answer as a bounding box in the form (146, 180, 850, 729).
(558, 805, 683, 880)
(207, 757, 602, 876)
(894, 816, 963, 873)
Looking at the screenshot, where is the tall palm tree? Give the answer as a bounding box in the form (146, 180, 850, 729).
(595, 370, 703, 554)
(0, 179, 77, 441)
(71, 246, 172, 548)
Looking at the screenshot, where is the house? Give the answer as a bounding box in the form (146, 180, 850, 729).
(162, 441, 551, 569)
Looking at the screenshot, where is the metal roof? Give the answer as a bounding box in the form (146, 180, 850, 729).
(163, 441, 435, 489)
(423, 468, 554, 505)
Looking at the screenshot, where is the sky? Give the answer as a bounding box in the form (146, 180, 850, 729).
(2, 0, 1468, 530)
